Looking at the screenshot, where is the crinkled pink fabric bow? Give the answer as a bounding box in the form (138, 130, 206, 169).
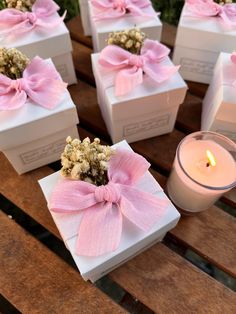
(49, 149, 169, 256)
(0, 0, 66, 37)
(91, 0, 156, 20)
(0, 57, 67, 110)
(185, 0, 236, 26)
(99, 39, 180, 96)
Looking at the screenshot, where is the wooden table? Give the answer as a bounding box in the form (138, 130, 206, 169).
(1, 16, 235, 314)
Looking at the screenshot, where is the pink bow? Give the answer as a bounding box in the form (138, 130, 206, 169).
(0, 57, 67, 110)
(185, 0, 236, 26)
(0, 0, 66, 37)
(49, 149, 169, 256)
(99, 39, 180, 96)
(91, 0, 156, 20)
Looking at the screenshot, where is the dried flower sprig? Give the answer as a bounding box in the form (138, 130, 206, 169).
(0, 47, 30, 79)
(107, 28, 146, 55)
(0, 0, 35, 11)
(61, 137, 114, 186)
(214, 0, 232, 4)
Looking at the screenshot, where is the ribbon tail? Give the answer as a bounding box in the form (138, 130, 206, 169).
(119, 186, 169, 232)
(76, 202, 123, 256)
(115, 67, 143, 96)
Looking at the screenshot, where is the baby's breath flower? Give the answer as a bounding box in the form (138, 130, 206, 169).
(0, 47, 29, 79)
(1, 0, 35, 11)
(215, 0, 232, 4)
(60, 137, 114, 186)
(107, 28, 146, 54)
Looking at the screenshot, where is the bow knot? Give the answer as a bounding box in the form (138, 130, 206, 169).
(129, 55, 144, 67)
(95, 182, 121, 203)
(0, 0, 65, 37)
(185, 0, 236, 26)
(21, 12, 37, 24)
(10, 78, 25, 92)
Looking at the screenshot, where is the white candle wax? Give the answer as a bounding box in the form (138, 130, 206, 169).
(167, 138, 236, 213)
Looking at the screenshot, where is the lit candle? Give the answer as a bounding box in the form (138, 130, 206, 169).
(167, 131, 236, 214)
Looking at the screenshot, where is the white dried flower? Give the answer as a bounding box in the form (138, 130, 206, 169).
(60, 137, 114, 186)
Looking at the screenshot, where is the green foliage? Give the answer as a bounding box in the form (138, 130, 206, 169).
(54, 0, 80, 21)
(0, 0, 6, 10)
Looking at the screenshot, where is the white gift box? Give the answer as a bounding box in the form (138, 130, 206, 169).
(173, 4, 236, 84)
(89, 1, 162, 52)
(39, 140, 180, 282)
(201, 53, 236, 142)
(1, 14, 77, 85)
(0, 60, 79, 174)
(79, 0, 92, 36)
(91, 53, 187, 144)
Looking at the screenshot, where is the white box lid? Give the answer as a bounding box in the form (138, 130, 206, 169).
(39, 140, 180, 279)
(176, 4, 236, 53)
(0, 59, 79, 150)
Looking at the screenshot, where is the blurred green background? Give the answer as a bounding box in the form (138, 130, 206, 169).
(56, 0, 236, 25)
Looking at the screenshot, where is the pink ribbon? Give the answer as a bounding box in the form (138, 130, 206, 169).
(49, 149, 169, 257)
(0, 0, 66, 37)
(185, 0, 236, 26)
(99, 39, 180, 96)
(0, 57, 67, 110)
(91, 0, 157, 20)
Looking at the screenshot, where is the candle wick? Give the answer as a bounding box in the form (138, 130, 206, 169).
(206, 162, 210, 168)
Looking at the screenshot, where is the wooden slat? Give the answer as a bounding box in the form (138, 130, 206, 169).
(67, 16, 92, 48)
(0, 211, 125, 314)
(110, 244, 236, 314)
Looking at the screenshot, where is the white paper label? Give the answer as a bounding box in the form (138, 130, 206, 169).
(56, 64, 68, 78)
(20, 139, 66, 164)
(123, 114, 170, 137)
(180, 57, 214, 76)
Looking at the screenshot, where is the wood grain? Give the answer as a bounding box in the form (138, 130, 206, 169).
(0, 211, 126, 314)
(110, 244, 236, 314)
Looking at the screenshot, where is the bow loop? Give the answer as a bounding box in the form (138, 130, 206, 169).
(99, 39, 179, 96)
(95, 182, 121, 203)
(185, 0, 236, 26)
(0, 0, 64, 36)
(0, 57, 67, 111)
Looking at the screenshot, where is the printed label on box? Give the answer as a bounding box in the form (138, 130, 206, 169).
(56, 64, 69, 78)
(180, 58, 214, 76)
(20, 139, 66, 164)
(123, 114, 170, 137)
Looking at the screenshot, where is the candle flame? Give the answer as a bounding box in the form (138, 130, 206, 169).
(206, 150, 216, 167)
